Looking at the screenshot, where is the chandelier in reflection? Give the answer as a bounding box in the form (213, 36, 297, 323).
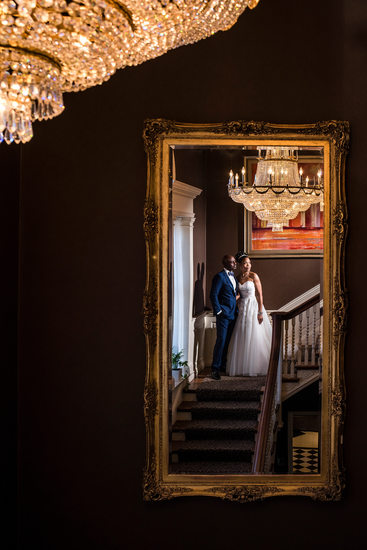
(0, 0, 260, 144)
(228, 147, 323, 232)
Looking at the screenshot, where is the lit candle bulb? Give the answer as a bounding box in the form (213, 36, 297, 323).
(299, 167, 303, 183)
(317, 169, 322, 184)
(235, 173, 239, 187)
(229, 169, 234, 186)
(268, 168, 273, 184)
(241, 166, 245, 184)
(306, 176, 309, 187)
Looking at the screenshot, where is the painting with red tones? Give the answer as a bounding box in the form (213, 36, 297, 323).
(245, 158, 324, 257)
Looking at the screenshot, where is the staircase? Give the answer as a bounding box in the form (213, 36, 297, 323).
(282, 364, 320, 400)
(267, 284, 323, 395)
(253, 291, 322, 473)
(170, 376, 265, 474)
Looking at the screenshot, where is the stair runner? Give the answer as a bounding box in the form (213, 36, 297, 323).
(170, 376, 265, 474)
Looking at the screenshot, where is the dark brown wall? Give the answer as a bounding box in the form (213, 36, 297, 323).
(252, 258, 322, 309)
(174, 149, 208, 309)
(1, 146, 20, 545)
(3, 0, 367, 548)
(193, 191, 207, 309)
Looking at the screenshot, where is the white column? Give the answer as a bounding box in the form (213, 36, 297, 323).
(172, 180, 202, 381)
(172, 215, 196, 379)
(172, 217, 186, 359)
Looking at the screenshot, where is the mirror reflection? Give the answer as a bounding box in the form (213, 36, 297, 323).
(169, 143, 324, 475)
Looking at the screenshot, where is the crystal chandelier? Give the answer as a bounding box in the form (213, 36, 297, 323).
(0, 0, 260, 144)
(228, 146, 323, 232)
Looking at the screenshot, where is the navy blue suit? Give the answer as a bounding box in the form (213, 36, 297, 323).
(210, 270, 239, 372)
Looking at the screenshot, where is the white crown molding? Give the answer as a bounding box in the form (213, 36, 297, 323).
(173, 180, 202, 200)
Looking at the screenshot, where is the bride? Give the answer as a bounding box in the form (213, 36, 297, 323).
(226, 251, 272, 377)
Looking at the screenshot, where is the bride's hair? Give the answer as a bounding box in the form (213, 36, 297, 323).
(235, 251, 249, 263)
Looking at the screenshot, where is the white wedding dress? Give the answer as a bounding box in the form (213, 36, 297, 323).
(226, 280, 272, 377)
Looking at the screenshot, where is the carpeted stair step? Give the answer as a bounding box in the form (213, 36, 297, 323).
(196, 377, 266, 402)
(173, 419, 257, 440)
(170, 461, 252, 474)
(177, 400, 260, 420)
(172, 439, 254, 462)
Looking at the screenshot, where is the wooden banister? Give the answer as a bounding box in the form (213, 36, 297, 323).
(252, 293, 320, 474)
(275, 294, 321, 322)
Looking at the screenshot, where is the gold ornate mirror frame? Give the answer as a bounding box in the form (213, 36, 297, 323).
(143, 120, 349, 502)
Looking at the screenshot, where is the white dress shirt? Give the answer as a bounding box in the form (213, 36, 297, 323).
(217, 269, 237, 316)
(224, 268, 237, 291)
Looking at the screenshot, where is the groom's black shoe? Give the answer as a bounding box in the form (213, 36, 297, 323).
(211, 370, 221, 380)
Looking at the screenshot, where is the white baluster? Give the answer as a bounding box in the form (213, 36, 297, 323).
(284, 319, 289, 375)
(319, 310, 323, 372)
(315, 306, 319, 363)
(305, 308, 310, 365)
(282, 321, 286, 374)
(312, 304, 317, 365)
(291, 316, 296, 377)
(297, 311, 303, 366)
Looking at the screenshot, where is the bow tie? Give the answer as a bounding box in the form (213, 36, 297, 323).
(228, 271, 235, 277)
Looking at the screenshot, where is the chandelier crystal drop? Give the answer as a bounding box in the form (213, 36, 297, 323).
(0, 0, 260, 144)
(228, 146, 324, 232)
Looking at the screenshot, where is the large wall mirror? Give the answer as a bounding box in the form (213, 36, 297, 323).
(143, 120, 348, 502)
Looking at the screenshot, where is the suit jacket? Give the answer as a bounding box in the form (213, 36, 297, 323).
(210, 269, 239, 320)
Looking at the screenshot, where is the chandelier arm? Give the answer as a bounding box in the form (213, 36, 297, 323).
(270, 187, 287, 195)
(240, 188, 257, 195)
(251, 187, 272, 194)
(286, 187, 304, 195)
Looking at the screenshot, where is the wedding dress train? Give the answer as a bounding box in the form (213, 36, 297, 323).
(226, 280, 272, 376)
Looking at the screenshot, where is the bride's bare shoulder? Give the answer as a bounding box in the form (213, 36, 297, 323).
(251, 271, 260, 281)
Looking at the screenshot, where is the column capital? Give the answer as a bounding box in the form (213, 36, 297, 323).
(173, 214, 196, 227)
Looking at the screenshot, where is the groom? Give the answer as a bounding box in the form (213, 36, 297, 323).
(210, 254, 239, 380)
